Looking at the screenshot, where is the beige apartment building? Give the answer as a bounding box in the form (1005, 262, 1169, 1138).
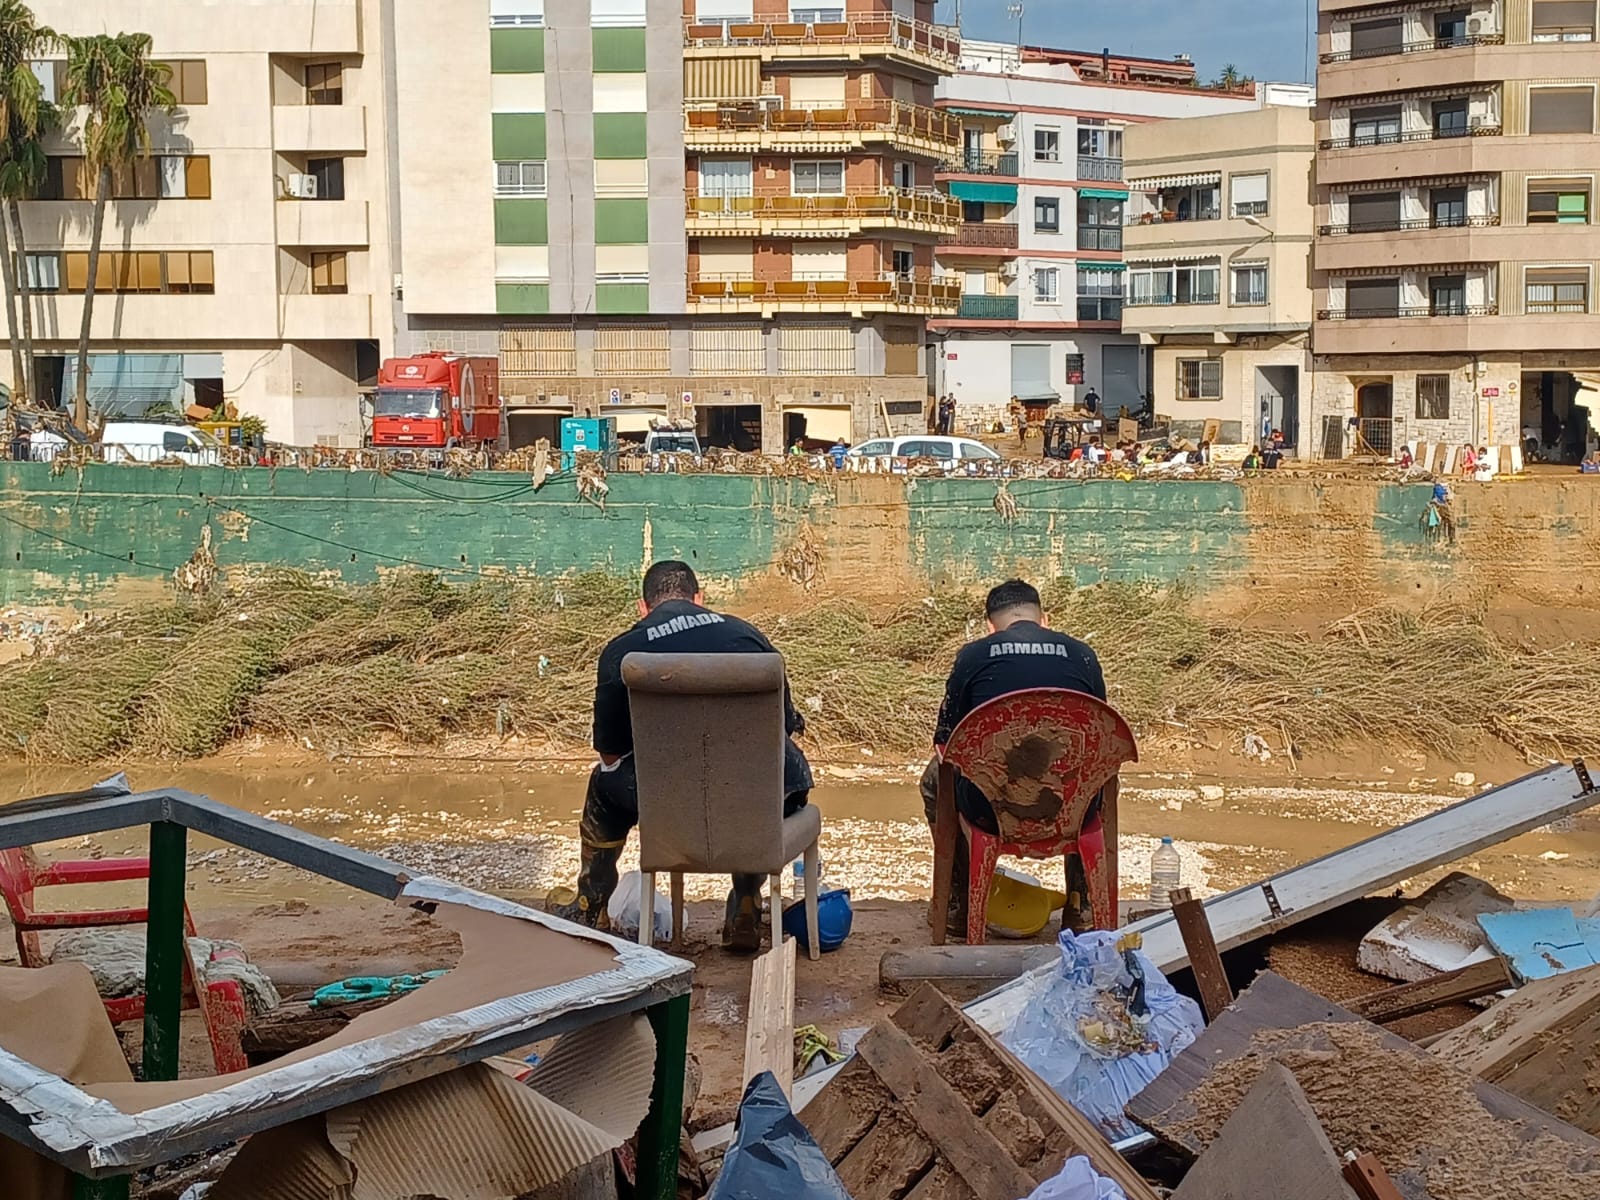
(1313, 0, 1600, 461)
(1122, 96, 1317, 447)
(13, 0, 389, 446)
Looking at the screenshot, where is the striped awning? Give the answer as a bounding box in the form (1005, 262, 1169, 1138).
(945, 106, 1016, 118)
(789, 228, 852, 238)
(1127, 253, 1223, 267)
(1127, 171, 1221, 191)
(1335, 262, 1489, 277)
(1332, 0, 1462, 17)
(1079, 262, 1127, 272)
(1343, 174, 1492, 192)
(1346, 84, 1486, 105)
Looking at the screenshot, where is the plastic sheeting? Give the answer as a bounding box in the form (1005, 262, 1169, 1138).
(707, 1072, 851, 1200)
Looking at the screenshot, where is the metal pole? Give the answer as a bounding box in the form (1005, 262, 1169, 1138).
(636, 994, 690, 1200)
(142, 820, 188, 1082)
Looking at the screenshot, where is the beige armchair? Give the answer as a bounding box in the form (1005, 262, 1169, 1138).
(622, 651, 821, 959)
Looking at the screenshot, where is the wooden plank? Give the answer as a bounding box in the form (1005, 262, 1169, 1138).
(901, 1163, 977, 1200)
(742, 937, 797, 1099)
(855, 1020, 1041, 1200)
(833, 1106, 936, 1200)
(879, 945, 1058, 1001)
(1170, 887, 1232, 1023)
(971, 762, 1597, 1032)
(1172, 1063, 1356, 1200)
(1344, 957, 1512, 1024)
(928, 761, 957, 945)
(1343, 1154, 1405, 1200)
(802, 1058, 890, 1161)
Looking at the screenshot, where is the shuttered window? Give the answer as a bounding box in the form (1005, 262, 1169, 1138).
(691, 324, 764, 375)
(883, 323, 921, 376)
(1346, 278, 1400, 316)
(1529, 86, 1596, 134)
(501, 326, 576, 375)
(595, 324, 669, 375)
(788, 73, 846, 110)
(697, 238, 754, 277)
(684, 56, 760, 100)
(1349, 18, 1404, 57)
(792, 240, 847, 280)
(1348, 191, 1402, 232)
(778, 325, 854, 374)
(1532, 1, 1597, 40)
(1525, 267, 1589, 313)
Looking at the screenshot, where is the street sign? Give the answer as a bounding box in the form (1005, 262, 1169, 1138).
(609, 387, 622, 405)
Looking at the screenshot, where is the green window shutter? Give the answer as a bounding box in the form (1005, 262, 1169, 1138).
(491, 29, 545, 73)
(497, 283, 551, 314)
(495, 198, 549, 245)
(493, 113, 547, 160)
(592, 28, 647, 72)
(593, 113, 647, 159)
(596, 283, 650, 313)
(595, 198, 649, 243)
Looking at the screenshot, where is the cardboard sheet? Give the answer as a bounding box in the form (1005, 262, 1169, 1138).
(0, 964, 134, 1088)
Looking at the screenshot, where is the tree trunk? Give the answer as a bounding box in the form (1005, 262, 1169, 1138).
(0, 208, 23, 408)
(74, 166, 111, 432)
(9, 201, 35, 407)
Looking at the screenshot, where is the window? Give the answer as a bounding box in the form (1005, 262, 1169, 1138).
(1231, 262, 1268, 306)
(1229, 173, 1268, 218)
(1528, 179, 1592, 223)
(1429, 274, 1466, 315)
(51, 250, 213, 294)
(311, 251, 348, 295)
(160, 60, 208, 105)
(40, 155, 211, 201)
(1431, 186, 1467, 227)
(892, 161, 915, 191)
(1128, 263, 1219, 305)
(1416, 374, 1451, 420)
(23, 253, 59, 292)
(496, 160, 548, 197)
(29, 60, 59, 104)
(1349, 17, 1404, 58)
(698, 157, 752, 199)
(1529, 86, 1596, 135)
(1076, 125, 1122, 159)
(490, 0, 546, 26)
(961, 200, 985, 223)
(1433, 99, 1469, 138)
(306, 62, 344, 106)
(1178, 264, 1220, 304)
(1076, 196, 1122, 251)
(892, 246, 914, 277)
(1077, 268, 1122, 321)
(162, 431, 191, 454)
(1034, 267, 1060, 304)
(1177, 359, 1222, 401)
(1034, 196, 1060, 233)
(1346, 277, 1400, 316)
(792, 159, 844, 195)
(1533, 0, 1597, 41)
(789, 3, 845, 22)
(1350, 105, 1401, 146)
(1034, 127, 1060, 163)
(592, 0, 648, 24)
(1435, 10, 1471, 43)
(1348, 190, 1402, 233)
(308, 157, 346, 201)
(1525, 266, 1589, 313)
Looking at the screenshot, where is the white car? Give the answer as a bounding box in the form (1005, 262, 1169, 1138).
(99, 420, 221, 466)
(847, 436, 1001, 470)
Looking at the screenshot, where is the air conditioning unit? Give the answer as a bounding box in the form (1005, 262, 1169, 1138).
(287, 173, 318, 199)
(756, 94, 783, 111)
(1466, 15, 1485, 34)
(996, 121, 1017, 144)
(1469, 114, 1485, 129)
(998, 261, 1019, 281)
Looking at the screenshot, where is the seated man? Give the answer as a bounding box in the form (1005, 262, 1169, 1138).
(921, 579, 1107, 934)
(559, 560, 813, 951)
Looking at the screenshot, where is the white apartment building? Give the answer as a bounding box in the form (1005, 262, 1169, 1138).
(931, 41, 1264, 426)
(13, 0, 390, 446)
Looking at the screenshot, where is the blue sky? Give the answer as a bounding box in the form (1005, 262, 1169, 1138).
(933, 1, 1315, 86)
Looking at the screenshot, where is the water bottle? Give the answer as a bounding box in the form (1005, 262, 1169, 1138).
(1150, 837, 1182, 908)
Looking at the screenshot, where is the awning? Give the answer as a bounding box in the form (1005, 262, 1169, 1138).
(1127, 253, 1223, 267)
(1078, 262, 1127, 272)
(1343, 174, 1492, 192)
(948, 180, 1018, 204)
(945, 106, 1016, 118)
(1078, 187, 1128, 200)
(1127, 171, 1221, 191)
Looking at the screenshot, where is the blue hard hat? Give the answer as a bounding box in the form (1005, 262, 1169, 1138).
(782, 888, 853, 953)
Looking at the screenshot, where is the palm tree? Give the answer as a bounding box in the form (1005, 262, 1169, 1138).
(61, 31, 173, 430)
(0, 0, 56, 407)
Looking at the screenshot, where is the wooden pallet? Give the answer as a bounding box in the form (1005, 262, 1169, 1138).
(801, 984, 1158, 1200)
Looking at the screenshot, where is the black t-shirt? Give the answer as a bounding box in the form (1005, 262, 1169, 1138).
(592, 599, 803, 757)
(935, 621, 1106, 746)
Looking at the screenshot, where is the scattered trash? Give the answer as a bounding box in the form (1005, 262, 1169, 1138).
(1196, 784, 1225, 808)
(310, 971, 447, 1008)
(1241, 732, 1272, 762)
(1149, 836, 1182, 909)
(1020, 1156, 1127, 1200)
(709, 1072, 851, 1200)
(1453, 771, 1477, 788)
(607, 870, 672, 941)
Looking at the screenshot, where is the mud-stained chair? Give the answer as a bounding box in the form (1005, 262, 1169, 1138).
(929, 689, 1138, 946)
(622, 651, 821, 959)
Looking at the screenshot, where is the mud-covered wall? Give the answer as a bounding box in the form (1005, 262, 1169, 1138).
(2, 464, 1596, 609)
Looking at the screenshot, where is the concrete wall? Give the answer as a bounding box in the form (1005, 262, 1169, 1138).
(5, 465, 1598, 611)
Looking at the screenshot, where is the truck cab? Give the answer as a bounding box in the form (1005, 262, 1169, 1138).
(643, 428, 701, 457)
(372, 354, 501, 449)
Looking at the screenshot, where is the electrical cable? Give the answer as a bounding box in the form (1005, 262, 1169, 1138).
(0, 508, 178, 574)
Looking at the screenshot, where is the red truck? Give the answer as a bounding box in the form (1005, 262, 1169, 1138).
(371, 353, 502, 449)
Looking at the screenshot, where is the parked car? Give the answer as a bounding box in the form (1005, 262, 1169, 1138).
(100, 421, 221, 466)
(847, 436, 1001, 470)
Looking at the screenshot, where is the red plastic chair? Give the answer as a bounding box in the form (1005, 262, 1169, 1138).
(0, 846, 249, 1074)
(931, 689, 1138, 946)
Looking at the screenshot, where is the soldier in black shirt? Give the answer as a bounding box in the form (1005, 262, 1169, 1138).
(922, 579, 1106, 934)
(557, 560, 813, 951)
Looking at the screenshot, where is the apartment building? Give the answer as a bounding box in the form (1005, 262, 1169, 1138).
(391, 0, 960, 453)
(1122, 93, 1317, 446)
(1313, 0, 1600, 461)
(931, 42, 1262, 427)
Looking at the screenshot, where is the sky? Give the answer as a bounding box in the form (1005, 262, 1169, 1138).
(934, 0, 1316, 86)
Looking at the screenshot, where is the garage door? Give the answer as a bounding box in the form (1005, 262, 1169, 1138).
(1010, 343, 1054, 402)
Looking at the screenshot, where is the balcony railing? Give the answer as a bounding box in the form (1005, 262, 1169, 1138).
(942, 150, 1020, 177)
(1126, 292, 1220, 307)
(687, 270, 960, 308)
(943, 221, 1019, 248)
(1076, 296, 1122, 321)
(683, 14, 960, 68)
(1320, 32, 1504, 64)
(1319, 214, 1501, 235)
(685, 101, 960, 149)
(1076, 156, 1124, 181)
(687, 189, 961, 226)
(956, 294, 1019, 320)
(1526, 297, 1589, 314)
(1317, 304, 1499, 319)
(1127, 207, 1221, 225)
(1077, 227, 1122, 251)
(1319, 124, 1502, 150)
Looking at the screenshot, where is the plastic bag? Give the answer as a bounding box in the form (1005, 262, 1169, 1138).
(1022, 1156, 1127, 1200)
(1000, 929, 1203, 1141)
(707, 1072, 852, 1200)
(606, 871, 671, 940)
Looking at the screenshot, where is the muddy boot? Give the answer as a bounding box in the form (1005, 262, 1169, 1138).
(722, 878, 763, 954)
(551, 840, 622, 931)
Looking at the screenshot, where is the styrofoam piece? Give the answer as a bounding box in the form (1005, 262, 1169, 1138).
(1356, 872, 1516, 983)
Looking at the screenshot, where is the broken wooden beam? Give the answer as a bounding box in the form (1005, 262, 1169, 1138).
(1169, 887, 1232, 1022)
(239, 993, 398, 1064)
(743, 937, 797, 1099)
(879, 944, 1058, 1001)
(1344, 957, 1512, 1024)
(1342, 1153, 1404, 1200)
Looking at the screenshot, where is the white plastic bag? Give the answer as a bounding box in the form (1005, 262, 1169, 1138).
(607, 871, 672, 940)
(1000, 929, 1203, 1141)
(1020, 1157, 1127, 1200)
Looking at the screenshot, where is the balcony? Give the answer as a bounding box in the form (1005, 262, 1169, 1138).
(272, 103, 367, 154)
(682, 15, 959, 73)
(941, 221, 1019, 249)
(1318, 215, 1500, 235)
(955, 294, 1019, 320)
(1318, 304, 1499, 320)
(684, 102, 960, 160)
(275, 198, 370, 247)
(1319, 126, 1502, 152)
(686, 271, 960, 315)
(1320, 34, 1504, 64)
(686, 189, 961, 236)
(1127, 207, 1220, 225)
(281, 292, 373, 340)
(1076, 156, 1124, 182)
(1076, 296, 1122, 322)
(940, 150, 1019, 177)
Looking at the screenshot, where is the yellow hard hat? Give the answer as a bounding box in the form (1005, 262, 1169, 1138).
(985, 870, 1069, 939)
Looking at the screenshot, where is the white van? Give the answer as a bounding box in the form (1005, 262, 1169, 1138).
(846, 435, 1001, 470)
(100, 421, 221, 466)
